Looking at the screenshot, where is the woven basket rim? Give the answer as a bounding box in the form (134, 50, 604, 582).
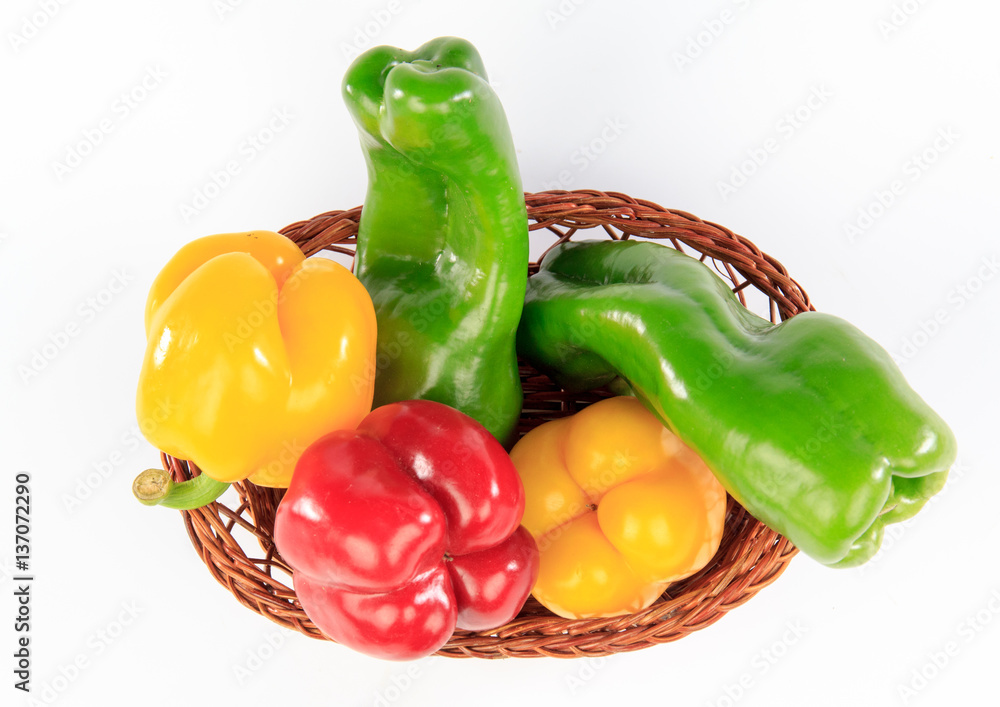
(167, 189, 802, 659)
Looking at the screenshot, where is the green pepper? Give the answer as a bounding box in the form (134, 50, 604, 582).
(342, 37, 528, 445)
(516, 239, 957, 568)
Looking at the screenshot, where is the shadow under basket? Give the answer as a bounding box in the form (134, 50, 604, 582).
(163, 189, 804, 659)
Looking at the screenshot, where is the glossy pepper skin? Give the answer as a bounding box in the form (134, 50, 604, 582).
(136, 230, 377, 488)
(510, 397, 726, 619)
(516, 240, 958, 568)
(342, 37, 529, 445)
(274, 400, 539, 661)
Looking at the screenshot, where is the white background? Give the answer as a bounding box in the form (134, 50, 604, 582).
(2, 1, 998, 706)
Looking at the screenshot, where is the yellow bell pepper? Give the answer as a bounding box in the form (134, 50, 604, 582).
(509, 396, 726, 619)
(136, 230, 377, 488)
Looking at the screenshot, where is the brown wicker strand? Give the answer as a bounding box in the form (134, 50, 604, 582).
(165, 190, 802, 659)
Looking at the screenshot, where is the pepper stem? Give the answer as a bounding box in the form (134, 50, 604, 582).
(132, 468, 230, 510)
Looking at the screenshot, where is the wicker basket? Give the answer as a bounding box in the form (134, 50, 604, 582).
(164, 189, 805, 659)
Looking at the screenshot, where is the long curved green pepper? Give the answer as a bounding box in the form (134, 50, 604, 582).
(342, 37, 528, 445)
(516, 239, 958, 567)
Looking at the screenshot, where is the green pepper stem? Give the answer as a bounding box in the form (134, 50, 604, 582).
(132, 468, 229, 510)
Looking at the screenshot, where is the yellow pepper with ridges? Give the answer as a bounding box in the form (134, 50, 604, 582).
(510, 396, 726, 619)
(136, 230, 377, 489)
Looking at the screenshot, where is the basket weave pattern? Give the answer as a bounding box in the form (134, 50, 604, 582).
(166, 190, 805, 658)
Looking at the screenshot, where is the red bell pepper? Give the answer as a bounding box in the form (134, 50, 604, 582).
(274, 400, 539, 661)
